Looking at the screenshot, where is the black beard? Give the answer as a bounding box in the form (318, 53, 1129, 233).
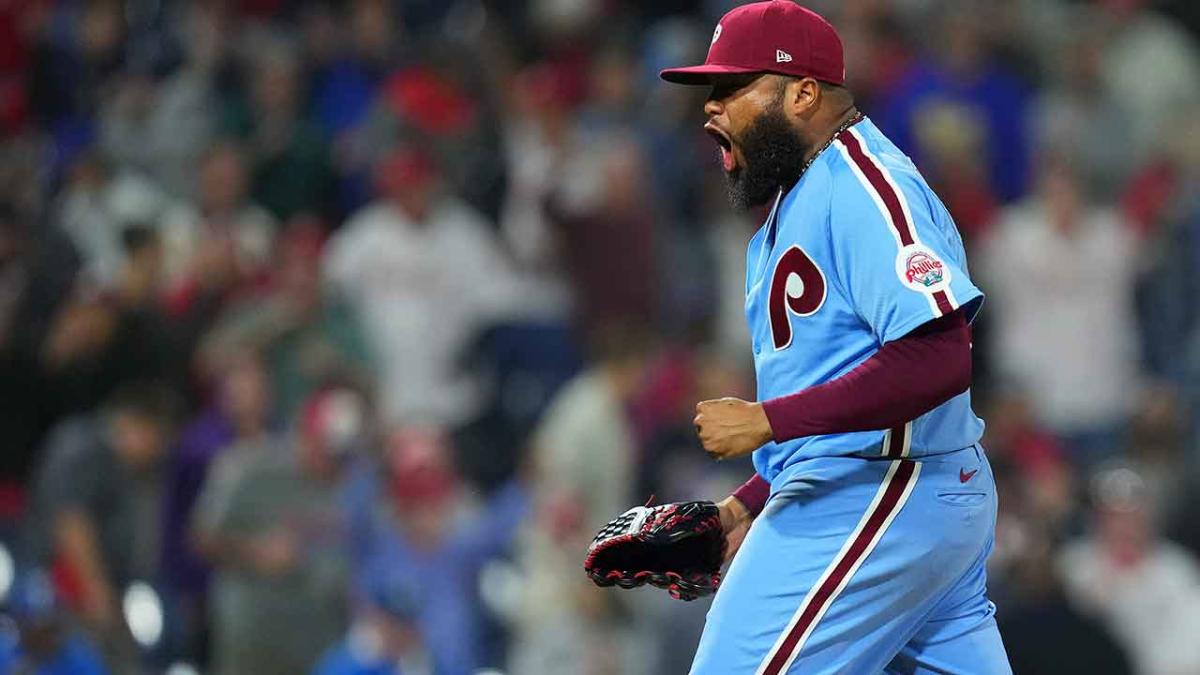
(724, 107, 811, 210)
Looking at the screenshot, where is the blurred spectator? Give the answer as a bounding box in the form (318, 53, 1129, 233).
(1057, 464, 1200, 675)
(357, 428, 527, 674)
(637, 19, 716, 225)
(632, 348, 756, 501)
(585, 48, 641, 127)
(324, 149, 521, 427)
(192, 387, 367, 675)
(908, 101, 997, 243)
(158, 141, 276, 291)
(1031, 8, 1134, 200)
(0, 202, 79, 485)
(358, 59, 508, 223)
(875, 3, 1032, 202)
(0, 570, 109, 675)
(308, 0, 399, 140)
(52, 152, 166, 287)
(511, 326, 647, 674)
(995, 526, 1132, 675)
(308, 0, 403, 216)
(313, 571, 429, 675)
(23, 382, 179, 658)
(1119, 384, 1200, 560)
(546, 135, 660, 340)
(1128, 111, 1200, 387)
(706, 205, 756, 362)
(980, 390, 1076, 532)
(201, 219, 373, 422)
(28, 0, 125, 132)
(981, 159, 1142, 463)
(497, 63, 579, 318)
(1123, 386, 1191, 524)
(97, 4, 224, 198)
(221, 33, 333, 221)
(161, 352, 274, 661)
(40, 226, 178, 419)
(161, 201, 265, 376)
(1093, 0, 1200, 166)
(986, 422, 1130, 674)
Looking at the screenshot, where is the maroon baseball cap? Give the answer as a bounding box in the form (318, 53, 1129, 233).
(660, 1, 845, 86)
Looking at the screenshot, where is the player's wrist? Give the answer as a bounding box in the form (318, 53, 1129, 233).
(717, 495, 753, 533)
(749, 401, 775, 445)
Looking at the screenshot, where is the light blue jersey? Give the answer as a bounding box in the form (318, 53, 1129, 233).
(691, 117, 1009, 675)
(745, 117, 985, 486)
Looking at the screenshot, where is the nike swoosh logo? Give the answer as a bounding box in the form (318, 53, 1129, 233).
(959, 468, 978, 483)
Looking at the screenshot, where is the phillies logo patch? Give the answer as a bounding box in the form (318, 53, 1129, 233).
(904, 251, 943, 287)
(895, 244, 951, 293)
(768, 245, 826, 351)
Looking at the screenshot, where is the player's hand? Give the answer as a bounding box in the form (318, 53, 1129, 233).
(694, 397, 774, 461)
(716, 495, 753, 564)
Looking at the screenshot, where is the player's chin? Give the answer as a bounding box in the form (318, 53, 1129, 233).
(723, 169, 757, 211)
(724, 160, 788, 211)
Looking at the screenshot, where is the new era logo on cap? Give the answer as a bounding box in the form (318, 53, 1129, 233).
(776, 49, 792, 63)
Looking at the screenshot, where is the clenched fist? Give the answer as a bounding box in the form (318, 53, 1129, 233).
(694, 397, 774, 461)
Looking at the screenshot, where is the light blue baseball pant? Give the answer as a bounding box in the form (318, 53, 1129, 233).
(690, 444, 1011, 674)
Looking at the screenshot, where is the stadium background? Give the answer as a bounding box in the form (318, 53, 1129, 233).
(0, 0, 1199, 673)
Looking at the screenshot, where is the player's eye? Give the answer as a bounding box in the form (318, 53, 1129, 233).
(708, 75, 758, 102)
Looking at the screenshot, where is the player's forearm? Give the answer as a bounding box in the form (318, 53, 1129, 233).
(762, 311, 971, 442)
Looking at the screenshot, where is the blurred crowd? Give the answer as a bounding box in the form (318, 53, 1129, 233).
(0, 0, 1199, 673)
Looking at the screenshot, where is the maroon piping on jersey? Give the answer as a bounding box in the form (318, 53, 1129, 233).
(835, 128, 954, 317)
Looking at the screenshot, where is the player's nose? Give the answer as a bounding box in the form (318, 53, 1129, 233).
(703, 98, 723, 118)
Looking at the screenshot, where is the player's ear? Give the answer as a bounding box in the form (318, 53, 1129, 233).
(782, 76, 821, 120)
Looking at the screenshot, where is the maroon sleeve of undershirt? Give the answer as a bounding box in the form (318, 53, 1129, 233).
(731, 473, 770, 518)
(761, 311, 972, 443)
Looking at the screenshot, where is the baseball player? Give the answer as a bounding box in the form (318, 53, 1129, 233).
(649, 2, 1009, 672)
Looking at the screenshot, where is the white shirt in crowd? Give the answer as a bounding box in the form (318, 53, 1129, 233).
(323, 197, 521, 427)
(55, 171, 168, 287)
(1058, 538, 1200, 675)
(981, 202, 1141, 433)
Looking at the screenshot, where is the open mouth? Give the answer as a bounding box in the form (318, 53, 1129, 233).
(705, 124, 736, 173)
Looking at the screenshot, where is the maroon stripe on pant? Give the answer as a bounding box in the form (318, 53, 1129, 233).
(886, 423, 907, 458)
(761, 460, 917, 674)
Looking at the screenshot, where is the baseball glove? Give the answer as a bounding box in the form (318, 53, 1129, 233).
(583, 500, 725, 601)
